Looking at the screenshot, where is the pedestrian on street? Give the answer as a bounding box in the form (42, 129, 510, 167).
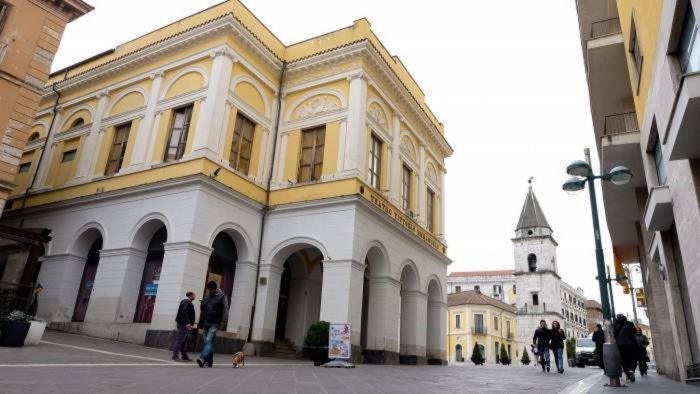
(550, 320, 566, 374)
(592, 323, 605, 369)
(613, 314, 638, 382)
(635, 326, 650, 377)
(197, 281, 228, 368)
(533, 320, 552, 372)
(171, 291, 195, 362)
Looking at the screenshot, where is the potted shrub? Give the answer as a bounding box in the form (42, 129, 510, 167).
(24, 315, 47, 346)
(470, 342, 484, 365)
(304, 321, 330, 366)
(0, 311, 31, 347)
(520, 346, 531, 365)
(566, 338, 576, 367)
(499, 343, 511, 365)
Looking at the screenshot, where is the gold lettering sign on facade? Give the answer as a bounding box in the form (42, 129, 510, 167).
(362, 186, 446, 254)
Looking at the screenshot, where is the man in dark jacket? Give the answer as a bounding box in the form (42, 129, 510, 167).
(197, 281, 228, 368)
(613, 314, 638, 382)
(592, 323, 605, 369)
(171, 291, 195, 361)
(533, 320, 552, 372)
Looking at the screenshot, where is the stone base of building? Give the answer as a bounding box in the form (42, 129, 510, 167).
(49, 321, 149, 345)
(427, 358, 447, 365)
(252, 340, 276, 357)
(362, 349, 400, 365)
(399, 354, 427, 365)
(144, 329, 245, 354)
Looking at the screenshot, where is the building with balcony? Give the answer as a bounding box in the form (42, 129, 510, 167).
(576, 0, 700, 382)
(448, 186, 589, 350)
(0, 0, 453, 365)
(446, 290, 519, 364)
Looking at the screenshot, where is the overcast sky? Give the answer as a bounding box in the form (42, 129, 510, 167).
(53, 0, 642, 322)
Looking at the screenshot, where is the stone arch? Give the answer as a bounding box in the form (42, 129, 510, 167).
(61, 105, 94, 131)
(528, 253, 537, 272)
(399, 134, 418, 164)
(108, 87, 147, 117)
(207, 222, 254, 263)
(67, 222, 106, 256)
(67, 224, 104, 322)
(398, 260, 422, 364)
(29, 122, 48, 141)
(360, 240, 391, 358)
(398, 260, 420, 291)
(231, 76, 270, 116)
(128, 213, 172, 252)
(285, 89, 346, 122)
(266, 236, 330, 268)
(362, 240, 390, 277)
(161, 66, 208, 100)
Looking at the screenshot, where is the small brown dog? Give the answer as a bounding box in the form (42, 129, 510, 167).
(231, 351, 245, 368)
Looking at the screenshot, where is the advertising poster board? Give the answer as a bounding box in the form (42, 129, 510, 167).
(328, 323, 351, 360)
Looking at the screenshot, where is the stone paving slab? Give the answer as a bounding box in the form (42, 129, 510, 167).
(0, 331, 600, 393)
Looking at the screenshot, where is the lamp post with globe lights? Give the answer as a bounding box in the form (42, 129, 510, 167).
(562, 154, 632, 386)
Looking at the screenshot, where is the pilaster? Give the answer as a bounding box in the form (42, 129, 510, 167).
(35, 109, 63, 188)
(125, 70, 164, 170)
(389, 115, 401, 204)
(226, 260, 257, 339)
(74, 90, 109, 180)
(319, 259, 365, 347)
(36, 253, 86, 322)
(343, 71, 368, 178)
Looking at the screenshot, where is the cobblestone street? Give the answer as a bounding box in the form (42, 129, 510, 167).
(0, 331, 606, 393)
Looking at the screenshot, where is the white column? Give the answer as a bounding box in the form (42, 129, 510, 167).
(126, 70, 164, 170)
(319, 259, 365, 349)
(149, 241, 212, 331)
(144, 110, 163, 166)
(343, 71, 368, 178)
(91, 127, 109, 177)
(366, 276, 401, 356)
(74, 90, 109, 181)
(400, 289, 427, 359)
(389, 115, 401, 203)
(226, 260, 257, 338)
(418, 144, 427, 226)
(35, 109, 63, 188)
(190, 48, 235, 159)
(426, 300, 446, 362)
(256, 127, 269, 183)
(84, 247, 147, 323)
(251, 263, 283, 343)
(336, 119, 347, 173)
(36, 253, 85, 322)
(273, 133, 289, 185)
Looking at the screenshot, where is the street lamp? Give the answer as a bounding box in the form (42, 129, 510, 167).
(562, 159, 631, 321)
(562, 154, 631, 386)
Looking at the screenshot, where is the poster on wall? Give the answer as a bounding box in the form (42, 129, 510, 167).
(328, 323, 351, 360)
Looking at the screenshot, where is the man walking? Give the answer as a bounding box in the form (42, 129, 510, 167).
(197, 281, 228, 368)
(614, 314, 638, 382)
(533, 320, 552, 372)
(171, 291, 195, 362)
(592, 323, 605, 369)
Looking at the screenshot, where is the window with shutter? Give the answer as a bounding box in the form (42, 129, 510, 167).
(164, 105, 193, 162)
(298, 126, 325, 182)
(105, 123, 131, 176)
(230, 113, 256, 174)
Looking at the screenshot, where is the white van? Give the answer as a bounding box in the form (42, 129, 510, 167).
(575, 337, 597, 367)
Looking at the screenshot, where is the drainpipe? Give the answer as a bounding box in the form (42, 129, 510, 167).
(245, 61, 287, 350)
(18, 70, 67, 227)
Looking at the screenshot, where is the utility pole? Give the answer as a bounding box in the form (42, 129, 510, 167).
(606, 265, 616, 318)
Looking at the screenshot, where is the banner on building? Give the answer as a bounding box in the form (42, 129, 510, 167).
(328, 323, 352, 360)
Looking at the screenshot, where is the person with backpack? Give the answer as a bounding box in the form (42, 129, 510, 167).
(196, 281, 228, 368)
(614, 314, 638, 382)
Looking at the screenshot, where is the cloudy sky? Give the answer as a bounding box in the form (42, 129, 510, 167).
(53, 0, 641, 321)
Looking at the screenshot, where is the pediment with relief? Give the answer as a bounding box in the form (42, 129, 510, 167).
(292, 95, 341, 120)
(367, 102, 388, 129)
(400, 135, 417, 162)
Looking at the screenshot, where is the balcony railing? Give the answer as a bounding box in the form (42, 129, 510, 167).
(604, 112, 639, 136)
(471, 326, 487, 335)
(507, 332, 514, 340)
(591, 17, 621, 39)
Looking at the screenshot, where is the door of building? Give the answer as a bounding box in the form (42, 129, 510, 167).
(72, 239, 102, 322)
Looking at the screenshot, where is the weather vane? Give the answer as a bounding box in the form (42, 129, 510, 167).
(528, 177, 534, 185)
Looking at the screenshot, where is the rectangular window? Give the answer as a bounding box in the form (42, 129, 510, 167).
(474, 285, 480, 292)
(62, 149, 77, 163)
(455, 285, 461, 293)
(679, 4, 700, 73)
(401, 164, 412, 211)
(493, 284, 501, 295)
(0, 2, 9, 33)
(513, 284, 516, 294)
(368, 134, 382, 189)
(654, 136, 668, 185)
(230, 113, 256, 174)
(164, 105, 193, 163)
(455, 314, 461, 329)
(18, 162, 31, 173)
(426, 188, 435, 232)
(506, 321, 511, 336)
(298, 126, 325, 183)
(629, 18, 643, 91)
(494, 316, 499, 331)
(105, 123, 131, 176)
(474, 314, 484, 333)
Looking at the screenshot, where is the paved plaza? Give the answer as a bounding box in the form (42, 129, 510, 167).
(0, 331, 697, 393)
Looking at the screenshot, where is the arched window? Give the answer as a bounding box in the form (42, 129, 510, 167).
(28, 132, 40, 142)
(455, 344, 463, 362)
(70, 118, 85, 129)
(532, 293, 539, 306)
(528, 253, 537, 272)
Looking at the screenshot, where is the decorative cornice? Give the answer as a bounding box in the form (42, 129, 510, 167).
(149, 70, 165, 80)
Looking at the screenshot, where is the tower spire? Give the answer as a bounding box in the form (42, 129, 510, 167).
(515, 183, 551, 231)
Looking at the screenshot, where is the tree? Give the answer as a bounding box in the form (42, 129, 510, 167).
(521, 346, 531, 365)
(499, 343, 511, 365)
(471, 342, 485, 365)
(566, 338, 576, 360)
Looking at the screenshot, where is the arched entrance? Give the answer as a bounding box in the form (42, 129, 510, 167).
(359, 244, 390, 363)
(205, 232, 237, 301)
(72, 234, 102, 322)
(134, 226, 166, 323)
(426, 278, 443, 364)
(399, 263, 419, 364)
(272, 246, 323, 352)
(455, 344, 463, 362)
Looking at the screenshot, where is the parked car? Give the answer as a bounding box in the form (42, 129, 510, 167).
(575, 338, 596, 367)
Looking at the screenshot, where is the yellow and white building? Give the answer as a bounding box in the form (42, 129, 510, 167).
(2, 0, 452, 365)
(446, 290, 519, 364)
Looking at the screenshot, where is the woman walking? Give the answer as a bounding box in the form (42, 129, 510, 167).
(550, 320, 566, 374)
